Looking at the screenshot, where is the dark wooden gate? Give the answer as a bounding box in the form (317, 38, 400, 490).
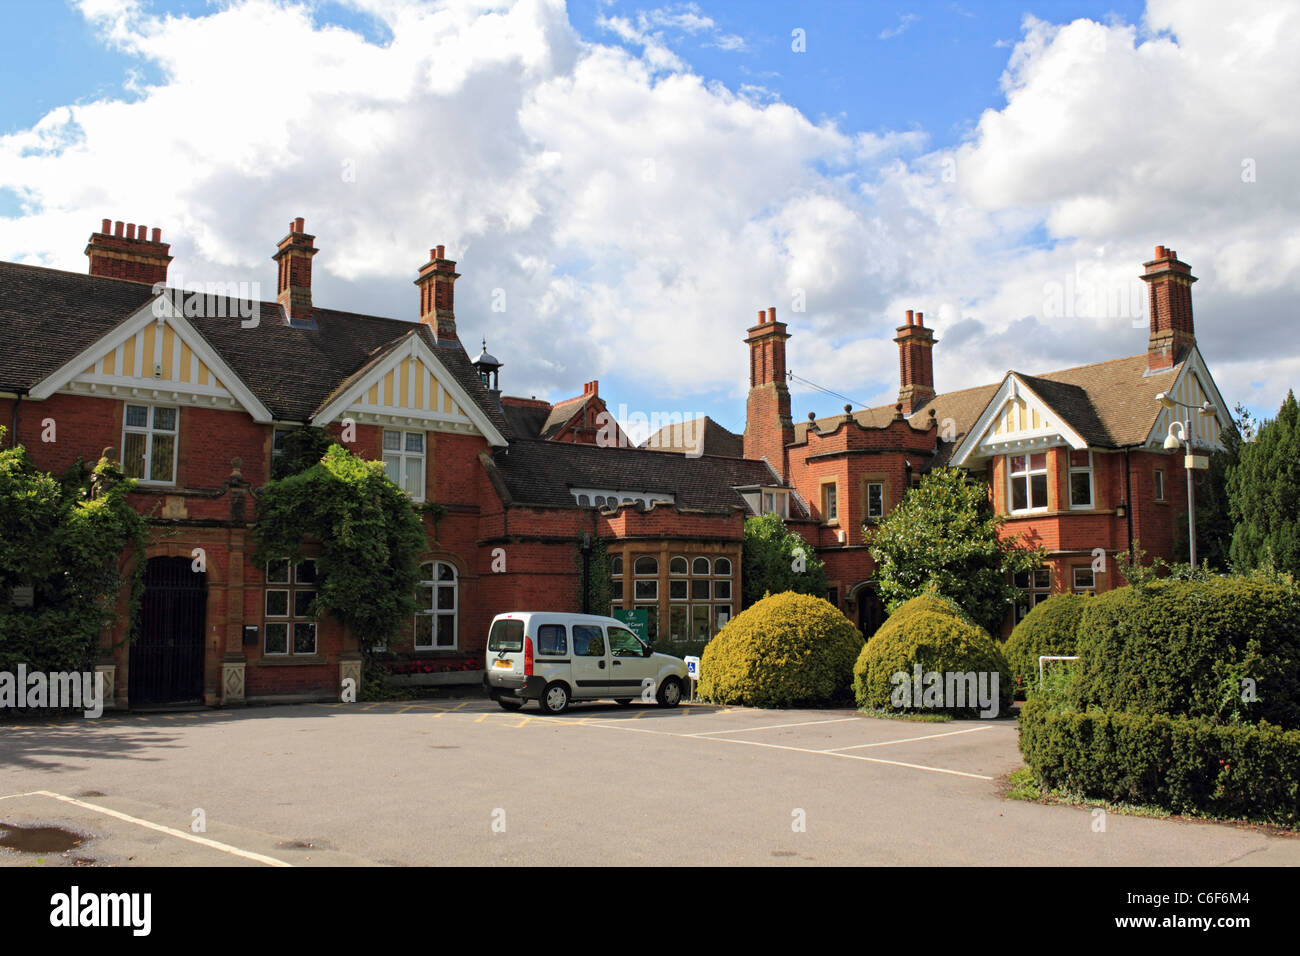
(129, 557, 207, 705)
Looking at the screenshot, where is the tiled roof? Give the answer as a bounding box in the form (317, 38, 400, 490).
(792, 352, 1184, 462)
(642, 416, 744, 458)
(500, 400, 551, 439)
(0, 262, 512, 437)
(539, 395, 586, 439)
(0, 261, 158, 392)
(486, 439, 798, 515)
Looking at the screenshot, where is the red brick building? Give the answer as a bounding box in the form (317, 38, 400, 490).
(0, 220, 1229, 708)
(1, 219, 780, 708)
(740, 247, 1230, 636)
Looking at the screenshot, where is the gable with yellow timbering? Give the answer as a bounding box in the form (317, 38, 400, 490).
(28, 297, 272, 422)
(310, 331, 507, 445)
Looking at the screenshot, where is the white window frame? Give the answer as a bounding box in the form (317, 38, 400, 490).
(264, 558, 318, 656)
(1068, 450, 1094, 510)
(822, 482, 838, 522)
(866, 481, 884, 519)
(383, 428, 426, 501)
(1072, 567, 1096, 593)
(414, 560, 458, 650)
(761, 490, 789, 517)
(1007, 453, 1049, 513)
(1153, 468, 1166, 502)
(121, 403, 179, 485)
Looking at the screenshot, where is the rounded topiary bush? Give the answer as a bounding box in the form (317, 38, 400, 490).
(1003, 593, 1088, 694)
(697, 592, 863, 707)
(1067, 579, 1300, 729)
(855, 599, 1013, 718)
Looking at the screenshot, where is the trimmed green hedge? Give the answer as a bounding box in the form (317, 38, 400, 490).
(1068, 579, 1300, 729)
(698, 592, 863, 707)
(854, 597, 1013, 718)
(1003, 593, 1088, 693)
(1019, 697, 1300, 825)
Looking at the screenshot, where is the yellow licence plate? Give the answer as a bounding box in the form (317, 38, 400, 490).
(493, 659, 513, 669)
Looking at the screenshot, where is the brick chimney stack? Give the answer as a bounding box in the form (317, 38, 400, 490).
(583, 380, 598, 397)
(85, 219, 172, 285)
(743, 306, 794, 478)
(1141, 244, 1197, 371)
(415, 244, 459, 342)
(894, 308, 937, 415)
(272, 217, 318, 322)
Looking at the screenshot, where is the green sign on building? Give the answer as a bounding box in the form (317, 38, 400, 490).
(613, 608, 649, 644)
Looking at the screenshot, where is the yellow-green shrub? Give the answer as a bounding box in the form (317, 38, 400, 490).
(854, 603, 1013, 717)
(698, 592, 863, 707)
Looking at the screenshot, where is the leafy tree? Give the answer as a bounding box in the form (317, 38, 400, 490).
(253, 444, 427, 657)
(865, 466, 1044, 634)
(0, 430, 147, 677)
(740, 512, 827, 608)
(1228, 390, 1300, 576)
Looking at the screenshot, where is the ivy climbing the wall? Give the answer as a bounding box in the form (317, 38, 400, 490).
(253, 443, 427, 656)
(0, 429, 147, 678)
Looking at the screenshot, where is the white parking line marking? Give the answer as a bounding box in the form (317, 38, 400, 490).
(2, 790, 292, 866)
(577, 719, 994, 779)
(686, 717, 859, 737)
(820, 725, 994, 752)
(699, 735, 995, 779)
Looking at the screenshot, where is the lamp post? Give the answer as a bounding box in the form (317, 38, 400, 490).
(1154, 393, 1216, 568)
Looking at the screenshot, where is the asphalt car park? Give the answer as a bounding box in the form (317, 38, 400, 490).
(2, 697, 1298, 866)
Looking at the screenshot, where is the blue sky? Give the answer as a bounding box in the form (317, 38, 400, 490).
(0, 0, 1293, 435)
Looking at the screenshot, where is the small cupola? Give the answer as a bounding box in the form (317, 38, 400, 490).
(472, 339, 502, 390)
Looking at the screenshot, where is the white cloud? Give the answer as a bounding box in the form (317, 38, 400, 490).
(1, 0, 1297, 423)
(879, 13, 918, 40)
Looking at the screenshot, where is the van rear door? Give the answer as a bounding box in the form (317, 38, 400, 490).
(486, 617, 526, 688)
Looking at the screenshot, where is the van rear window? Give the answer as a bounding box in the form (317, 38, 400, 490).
(488, 620, 524, 652)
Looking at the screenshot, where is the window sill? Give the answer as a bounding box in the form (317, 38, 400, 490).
(256, 656, 327, 666)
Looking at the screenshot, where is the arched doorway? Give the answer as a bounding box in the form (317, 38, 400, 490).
(129, 556, 207, 706)
(853, 581, 886, 640)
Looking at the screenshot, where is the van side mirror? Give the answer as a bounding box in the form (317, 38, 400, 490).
(642, 642, 653, 658)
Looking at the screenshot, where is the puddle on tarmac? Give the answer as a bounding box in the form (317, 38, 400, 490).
(0, 822, 86, 854)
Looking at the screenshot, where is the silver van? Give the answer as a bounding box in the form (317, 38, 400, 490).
(484, 612, 688, 714)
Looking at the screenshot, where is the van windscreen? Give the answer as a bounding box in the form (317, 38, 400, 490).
(488, 619, 525, 652)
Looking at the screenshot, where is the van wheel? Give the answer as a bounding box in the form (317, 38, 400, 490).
(496, 696, 524, 712)
(613, 698, 633, 706)
(541, 682, 570, 715)
(656, 677, 682, 708)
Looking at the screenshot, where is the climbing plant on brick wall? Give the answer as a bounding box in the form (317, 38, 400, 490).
(0, 428, 146, 676)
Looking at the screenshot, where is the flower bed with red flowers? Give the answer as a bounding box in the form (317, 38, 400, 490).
(384, 657, 481, 676)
